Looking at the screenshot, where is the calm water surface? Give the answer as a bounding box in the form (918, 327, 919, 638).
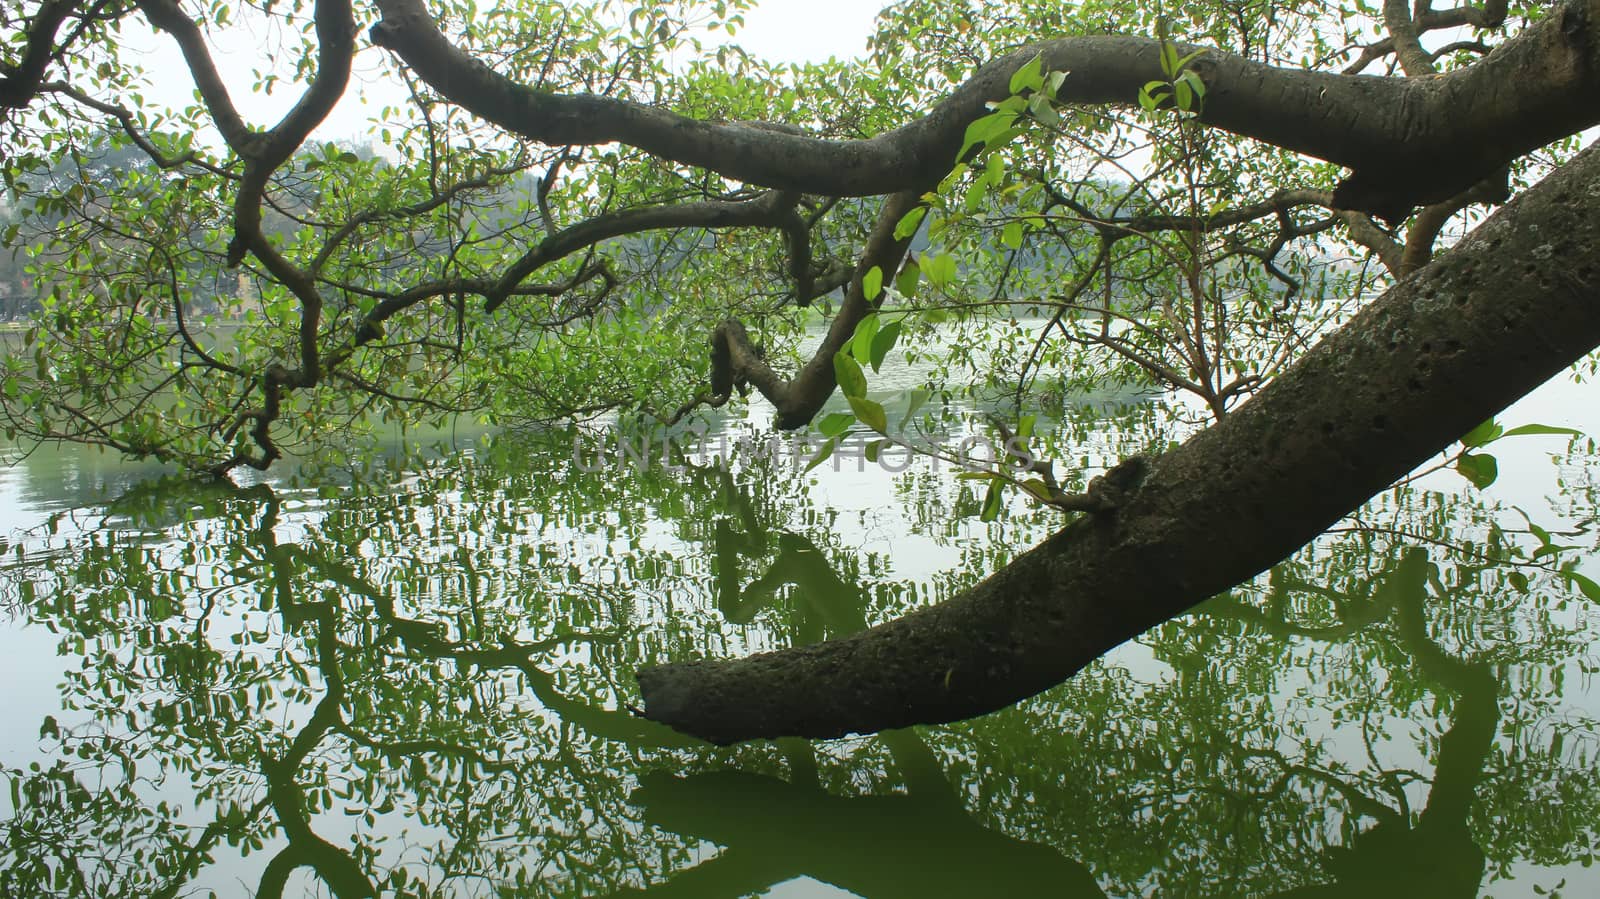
(2, 369, 1598, 898)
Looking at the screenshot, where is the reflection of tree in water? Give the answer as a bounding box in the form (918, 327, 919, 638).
(1, 432, 1598, 897)
(955, 529, 1600, 897)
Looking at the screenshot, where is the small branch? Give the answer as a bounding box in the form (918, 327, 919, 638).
(699, 188, 927, 430)
(1338, 210, 1405, 274)
(1400, 169, 1510, 274)
(483, 190, 803, 312)
(1383, 0, 1438, 77)
(40, 80, 236, 178)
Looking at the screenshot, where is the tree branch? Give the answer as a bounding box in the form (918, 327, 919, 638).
(484, 189, 806, 312)
(0, 0, 87, 109)
(698, 188, 926, 430)
(370, 0, 1600, 220)
(636, 141, 1600, 744)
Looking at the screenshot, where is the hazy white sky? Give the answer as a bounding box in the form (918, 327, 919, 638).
(729, 0, 882, 62)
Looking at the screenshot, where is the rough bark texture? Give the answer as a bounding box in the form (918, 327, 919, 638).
(370, 0, 1600, 219)
(636, 144, 1600, 745)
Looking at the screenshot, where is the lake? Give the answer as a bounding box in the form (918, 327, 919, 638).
(2, 364, 1598, 898)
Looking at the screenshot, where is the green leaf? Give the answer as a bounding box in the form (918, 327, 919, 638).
(1138, 82, 1170, 111)
(895, 262, 922, 299)
(979, 480, 1004, 521)
(983, 152, 1005, 186)
(851, 313, 881, 362)
(956, 471, 1003, 481)
(1001, 221, 1024, 249)
(894, 207, 927, 240)
(1174, 48, 1209, 71)
(817, 412, 854, 438)
(865, 439, 887, 463)
(1027, 92, 1062, 127)
(861, 266, 884, 301)
(848, 395, 888, 433)
(900, 388, 931, 428)
(963, 176, 990, 213)
(1020, 478, 1054, 502)
(870, 321, 902, 373)
(1177, 68, 1206, 100)
(1460, 418, 1503, 448)
(924, 253, 958, 288)
(804, 437, 839, 473)
(958, 110, 1017, 159)
(1567, 571, 1600, 604)
(1008, 53, 1044, 95)
(1499, 423, 1585, 439)
(834, 351, 868, 398)
(1455, 452, 1499, 489)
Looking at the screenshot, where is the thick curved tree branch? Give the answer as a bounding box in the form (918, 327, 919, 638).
(370, 0, 1600, 220)
(636, 142, 1600, 744)
(134, 0, 254, 150)
(0, 0, 86, 108)
(227, 0, 357, 265)
(137, 0, 356, 265)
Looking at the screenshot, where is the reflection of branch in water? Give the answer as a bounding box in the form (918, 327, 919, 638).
(1215, 547, 1500, 898)
(719, 532, 867, 641)
(244, 485, 700, 752)
(709, 465, 870, 643)
(251, 507, 379, 899)
(606, 767, 1106, 899)
(223, 482, 694, 896)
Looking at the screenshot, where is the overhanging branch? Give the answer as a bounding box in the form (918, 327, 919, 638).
(370, 0, 1600, 220)
(636, 142, 1600, 744)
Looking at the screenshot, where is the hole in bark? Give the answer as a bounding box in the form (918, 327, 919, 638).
(1408, 377, 1425, 391)
(1419, 341, 1432, 354)
(1321, 421, 1335, 436)
(1373, 415, 1388, 431)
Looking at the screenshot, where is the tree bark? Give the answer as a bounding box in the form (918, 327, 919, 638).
(636, 143, 1600, 745)
(370, 0, 1600, 219)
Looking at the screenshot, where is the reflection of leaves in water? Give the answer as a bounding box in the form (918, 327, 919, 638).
(0, 427, 1597, 897)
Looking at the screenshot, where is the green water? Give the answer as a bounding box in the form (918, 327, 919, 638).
(2, 374, 1598, 898)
